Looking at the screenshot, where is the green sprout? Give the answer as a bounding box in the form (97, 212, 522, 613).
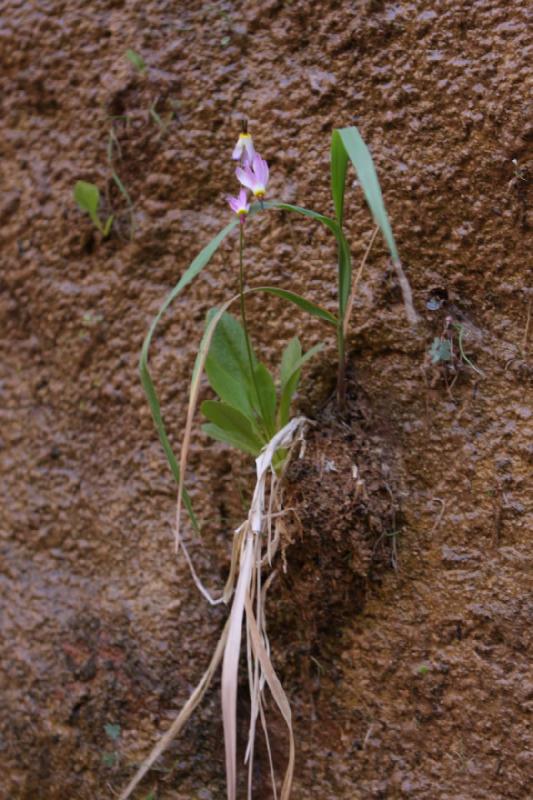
(125, 49, 146, 73)
(104, 722, 121, 741)
(430, 337, 452, 364)
(74, 180, 113, 237)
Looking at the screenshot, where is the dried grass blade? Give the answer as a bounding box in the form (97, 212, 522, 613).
(175, 294, 239, 554)
(244, 594, 295, 800)
(343, 225, 379, 337)
(222, 531, 255, 800)
(118, 618, 230, 800)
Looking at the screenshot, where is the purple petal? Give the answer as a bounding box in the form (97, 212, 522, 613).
(252, 155, 269, 188)
(243, 137, 256, 162)
(236, 165, 255, 192)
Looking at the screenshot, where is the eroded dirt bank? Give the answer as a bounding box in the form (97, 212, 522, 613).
(0, 0, 531, 798)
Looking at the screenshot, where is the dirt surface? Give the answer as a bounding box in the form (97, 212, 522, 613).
(1, 0, 531, 798)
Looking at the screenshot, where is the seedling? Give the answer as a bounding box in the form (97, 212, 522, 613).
(74, 180, 113, 237)
(429, 316, 483, 377)
(125, 48, 146, 73)
(103, 722, 121, 769)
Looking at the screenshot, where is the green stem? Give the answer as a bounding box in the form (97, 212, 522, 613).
(239, 224, 269, 435)
(337, 321, 346, 409)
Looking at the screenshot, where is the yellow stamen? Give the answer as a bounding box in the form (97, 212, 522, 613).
(239, 133, 251, 140)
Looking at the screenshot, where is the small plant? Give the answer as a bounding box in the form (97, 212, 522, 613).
(125, 48, 147, 73)
(121, 123, 416, 800)
(74, 180, 113, 237)
(102, 722, 121, 768)
(429, 316, 483, 378)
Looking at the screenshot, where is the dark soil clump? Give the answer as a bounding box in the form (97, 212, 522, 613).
(274, 379, 399, 650)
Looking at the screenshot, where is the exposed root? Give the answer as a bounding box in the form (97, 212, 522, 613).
(119, 417, 308, 800)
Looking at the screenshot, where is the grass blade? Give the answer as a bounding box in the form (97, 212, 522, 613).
(330, 129, 349, 226)
(254, 287, 337, 326)
(336, 126, 399, 262)
(139, 219, 239, 531)
(118, 619, 230, 800)
(335, 127, 418, 324)
(261, 201, 352, 321)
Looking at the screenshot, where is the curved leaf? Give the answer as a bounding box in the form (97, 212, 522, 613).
(261, 201, 351, 321)
(330, 130, 349, 226)
(336, 126, 399, 262)
(139, 219, 239, 530)
(253, 287, 337, 326)
(253, 363, 277, 437)
(201, 401, 264, 456)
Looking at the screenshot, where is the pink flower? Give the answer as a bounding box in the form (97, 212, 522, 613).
(232, 132, 255, 164)
(227, 188, 250, 218)
(235, 154, 269, 198)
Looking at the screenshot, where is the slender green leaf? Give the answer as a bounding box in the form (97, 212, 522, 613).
(261, 201, 352, 320)
(336, 126, 399, 262)
(278, 342, 323, 427)
(253, 363, 277, 437)
(280, 338, 302, 388)
(336, 229, 352, 318)
(282, 342, 323, 388)
(201, 401, 264, 455)
(279, 371, 300, 429)
(254, 287, 337, 326)
(205, 310, 257, 389)
(103, 215, 114, 237)
(139, 219, 238, 530)
(330, 129, 349, 226)
(262, 200, 338, 235)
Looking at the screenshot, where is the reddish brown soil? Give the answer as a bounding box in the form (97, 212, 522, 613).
(1, 1, 531, 799)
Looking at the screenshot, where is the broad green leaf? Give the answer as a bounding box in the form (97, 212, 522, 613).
(202, 424, 261, 457)
(139, 219, 238, 531)
(201, 401, 264, 455)
(74, 180, 100, 216)
(336, 126, 399, 262)
(204, 355, 255, 420)
(205, 310, 257, 390)
(254, 287, 337, 326)
(253, 363, 277, 437)
(331, 129, 349, 225)
(125, 49, 146, 72)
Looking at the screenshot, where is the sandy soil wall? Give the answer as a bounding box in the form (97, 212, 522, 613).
(1, 1, 531, 798)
